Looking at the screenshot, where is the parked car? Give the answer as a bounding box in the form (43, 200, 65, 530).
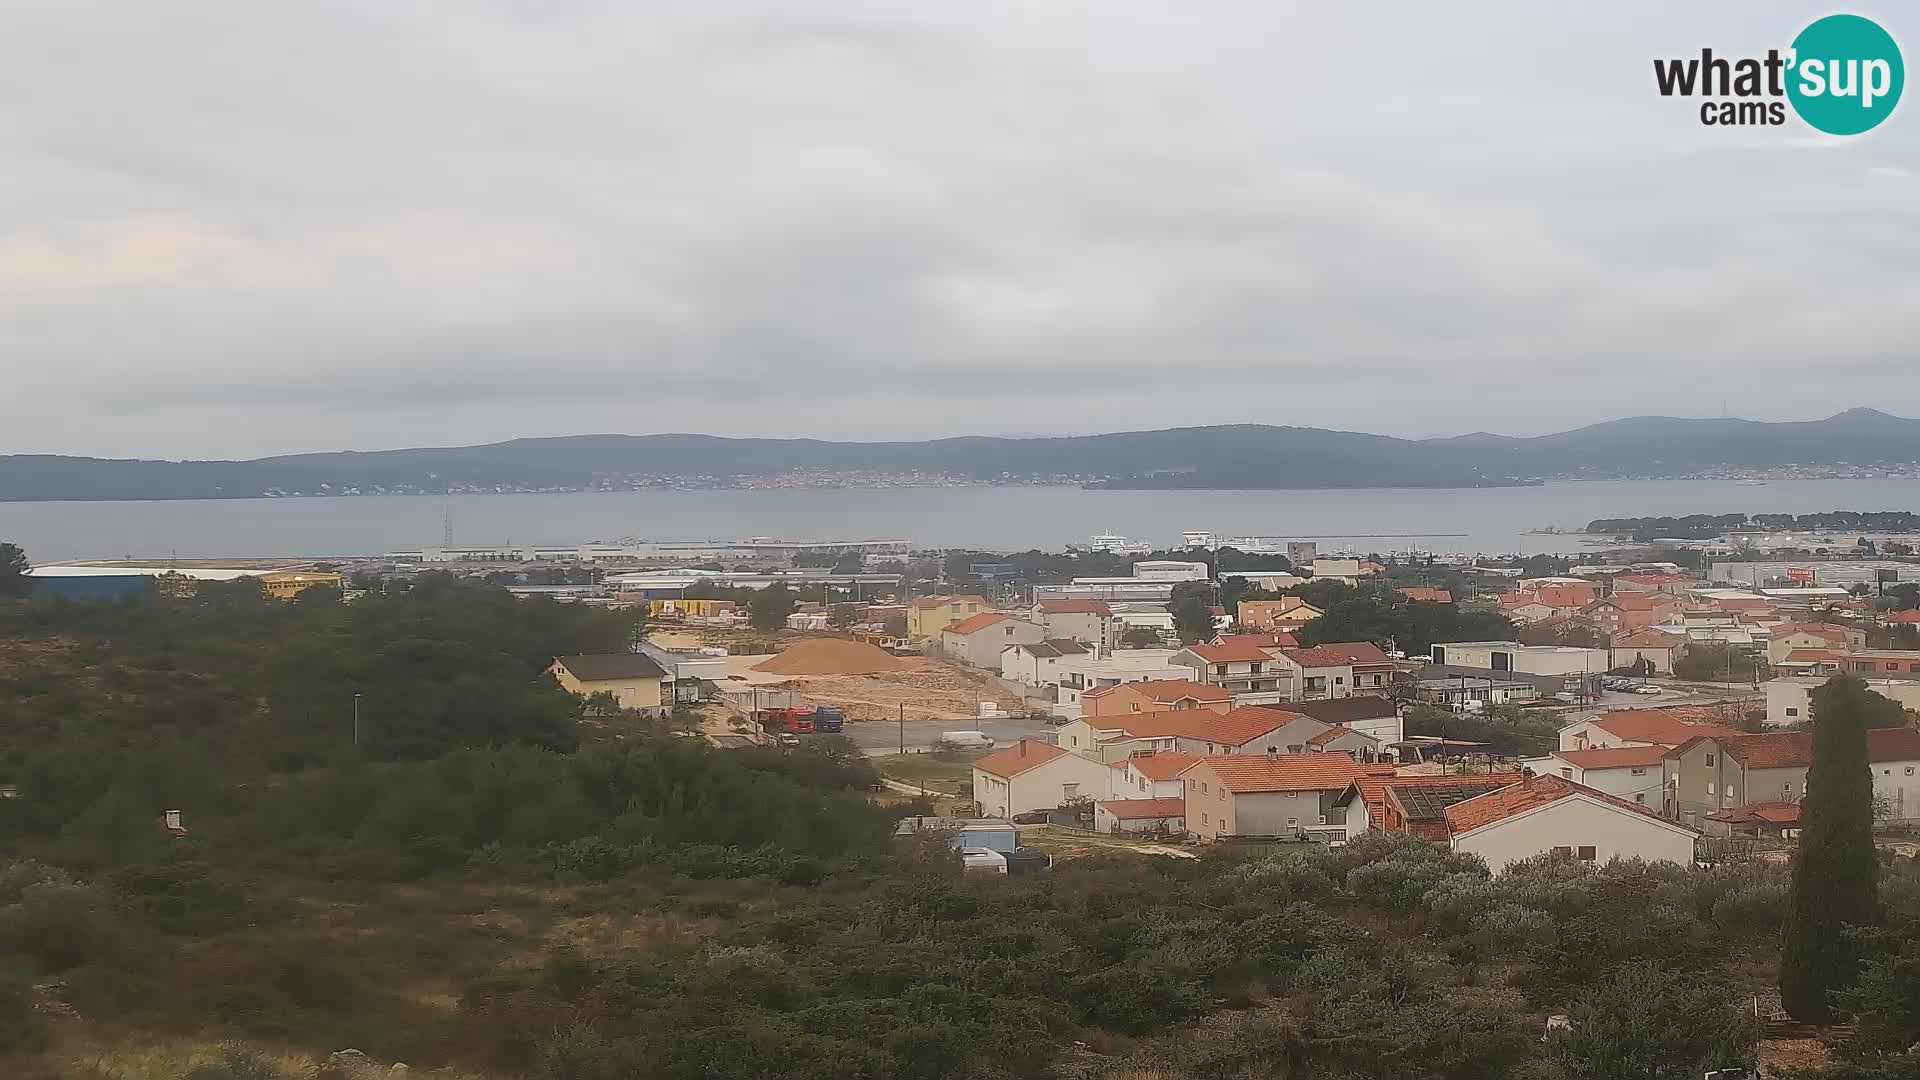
(1011, 810, 1051, 825)
(776, 732, 802, 747)
(1632, 685, 1664, 695)
(939, 730, 997, 750)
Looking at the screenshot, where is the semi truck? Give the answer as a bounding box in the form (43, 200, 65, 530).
(760, 705, 845, 736)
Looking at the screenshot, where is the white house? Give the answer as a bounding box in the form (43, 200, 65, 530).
(999, 639, 1090, 686)
(942, 613, 1046, 669)
(1106, 751, 1203, 801)
(1766, 676, 1920, 728)
(1132, 560, 1210, 582)
(1557, 709, 1742, 752)
(1055, 707, 1331, 763)
(1054, 650, 1192, 714)
(1173, 638, 1294, 705)
(1442, 774, 1700, 873)
(1094, 797, 1186, 835)
(1517, 746, 1668, 808)
(971, 740, 1116, 818)
(1290, 696, 1406, 744)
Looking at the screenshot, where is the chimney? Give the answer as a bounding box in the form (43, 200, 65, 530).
(1019, 741, 1027, 757)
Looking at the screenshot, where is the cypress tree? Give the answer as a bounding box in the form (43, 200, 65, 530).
(1779, 675, 1880, 1023)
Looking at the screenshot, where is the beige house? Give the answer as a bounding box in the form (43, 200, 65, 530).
(1236, 597, 1324, 632)
(906, 594, 990, 640)
(1173, 637, 1295, 705)
(1609, 630, 1682, 675)
(549, 654, 668, 715)
(1766, 622, 1866, 665)
(971, 740, 1116, 817)
(1094, 797, 1186, 835)
(1444, 774, 1699, 873)
(1080, 679, 1233, 718)
(1557, 708, 1743, 752)
(1271, 642, 1396, 700)
(941, 613, 1046, 669)
(1031, 599, 1116, 652)
(1665, 727, 1920, 826)
(1182, 754, 1376, 843)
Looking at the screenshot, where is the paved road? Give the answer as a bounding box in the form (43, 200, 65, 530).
(844, 714, 1058, 755)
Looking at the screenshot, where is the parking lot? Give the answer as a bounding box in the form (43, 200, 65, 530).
(843, 713, 1058, 755)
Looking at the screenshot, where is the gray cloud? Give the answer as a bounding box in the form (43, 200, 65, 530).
(1, 1, 1917, 457)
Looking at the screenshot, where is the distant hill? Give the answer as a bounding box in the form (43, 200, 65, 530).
(5, 409, 1920, 501)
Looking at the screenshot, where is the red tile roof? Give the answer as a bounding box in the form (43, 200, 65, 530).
(1587, 709, 1744, 746)
(1306, 726, 1350, 747)
(1123, 751, 1204, 779)
(1681, 726, 1920, 770)
(1551, 745, 1670, 770)
(945, 612, 1012, 635)
(1707, 800, 1801, 825)
(972, 739, 1070, 778)
(1347, 773, 1526, 838)
(1772, 622, 1851, 640)
(1187, 638, 1279, 663)
(1443, 773, 1672, 835)
(1397, 587, 1454, 603)
(1037, 599, 1112, 616)
(1093, 707, 1312, 746)
(1192, 753, 1384, 793)
(1890, 610, 1920, 625)
(1099, 797, 1187, 820)
(1283, 642, 1391, 668)
(1606, 592, 1669, 611)
(1781, 649, 1844, 664)
(1084, 678, 1231, 704)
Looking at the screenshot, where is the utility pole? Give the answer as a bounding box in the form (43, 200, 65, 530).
(899, 703, 906, 756)
(352, 693, 362, 748)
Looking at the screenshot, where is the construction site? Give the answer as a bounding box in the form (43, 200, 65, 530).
(651, 627, 1026, 728)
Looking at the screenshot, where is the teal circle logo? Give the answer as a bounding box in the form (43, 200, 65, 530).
(1787, 14, 1904, 135)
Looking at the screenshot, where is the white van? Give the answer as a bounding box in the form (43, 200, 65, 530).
(940, 730, 996, 750)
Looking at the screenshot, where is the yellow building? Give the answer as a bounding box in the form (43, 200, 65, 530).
(259, 570, 344, 601)
(549, 654, 667, 715)
(906, 594, 990, 640)
(647, 598, 738, 620)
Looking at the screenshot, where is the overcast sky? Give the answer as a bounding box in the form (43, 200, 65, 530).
(2, 2, 1916, 458)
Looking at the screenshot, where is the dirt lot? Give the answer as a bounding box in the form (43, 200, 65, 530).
(776, 656, 1023, 722)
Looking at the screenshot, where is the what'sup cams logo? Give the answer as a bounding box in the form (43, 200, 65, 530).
(1654, 13, 1903, 134)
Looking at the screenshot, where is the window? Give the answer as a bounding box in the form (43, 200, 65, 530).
(1559, 767, 1573, 779)
(1286, 818, 1298, 827)
(1218, 789, 1225, 801)
(1786, 708, 1799, 717)
(1189, 779, 1195, 791)
(1707, 782, 1716, 796)
(1630, 767, 1646, 776)
(1201, 782, 1209, 794)
(1635, 793, 1646, 804)
(1705, 753, 1715, 766)
(1062, 784, 1078, 798)
(1335, 676, 1345, 685)
(1552, 845, 1573, 856)
(1577, 846, 1597, 861)
(1784, 783, 1793, 795)
(1201, 812, 1209, 825)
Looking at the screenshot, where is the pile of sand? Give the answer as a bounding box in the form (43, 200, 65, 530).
(751, 638, 911, 676)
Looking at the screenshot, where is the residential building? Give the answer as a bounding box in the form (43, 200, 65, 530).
(1613, 573, 1701, 596)
(1766, 622, 1866, 665)
(1031, 599, 1116, 652)
(1080, 678, 1233, 719)
(1428, 641, 1611, 677)
(971, 740, 1116, 818)
(1559, 708, 1745, 752)
(1702, 802, 1800, 839)
(1237, 597, 1324, 632)
(1094, 796, 1187, 834)
(1057, 706, 1331, 762)
(1106, 751, 1203, 800)
(1055, 650, 1191, 713)
(1765, 676, 1920, 727)
(1839, 650, 1920, 681)
(1443, 774, 1701, 873)
(1273, 641, 1396, 699)
(1288, 695, 1405, 743)
(1519, 746, 1668, 807)
(1337, 773, 1524, 839)
(1890, 610, 1920, 627)
(1609, 630, 1683, 674)
(1580, 592, 1676, 636)
(942, 613, 1045, 668)
(1182, 754, 1382, 843)
(1665, 726, 1920, 825)
(999, 639, 1090, 686)
(906, 594, 990, 639)
(1306, 725, 1383, 759)
(1172, 637, 1293, 704)
(549, 654, 668, 715)
(259, 570, 345, 600)
(1501, 600, 1562, 625)
(1397, 586, 1454, 604)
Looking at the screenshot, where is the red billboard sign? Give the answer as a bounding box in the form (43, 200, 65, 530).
(1787, 566, 1815, 583)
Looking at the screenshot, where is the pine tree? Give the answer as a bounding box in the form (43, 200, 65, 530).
(1780, 675, 1881, 1023)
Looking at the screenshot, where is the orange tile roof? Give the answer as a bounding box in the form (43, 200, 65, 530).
(1098, 797, 1187, 820)
(1890, 610, 1920, 625)
(1551, 745, 1669, 770)
(1187, 638, 1279, 663)
(945, 612, 1011, 635)
(1606, 592, 1668, 611)
(1191, 753, 1382, 794)
(1283, 642, 1391, 668)
(1443, 773, 1669, 835)
(1781, 649, 1844, 663)
(972, 739, 1070, 778)
(1123, 751, 1204, 779)
(1094, 707, 1310, 746)
(1587, 709, 1743, 746)
(1397, 587, 1454, 603)
(1084, 678, 1231, 704)
(1306, 726, 1350, 747)
(1348, 772, 1526, 838)
(1707, 800, 1801, 825)
(1037, 599, 1112, 615)
(1774, 622, 1850, 640)
(1684, 726, 1920, 770)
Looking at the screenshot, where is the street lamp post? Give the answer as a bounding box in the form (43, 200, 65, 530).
(352, 693, 361, 748)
